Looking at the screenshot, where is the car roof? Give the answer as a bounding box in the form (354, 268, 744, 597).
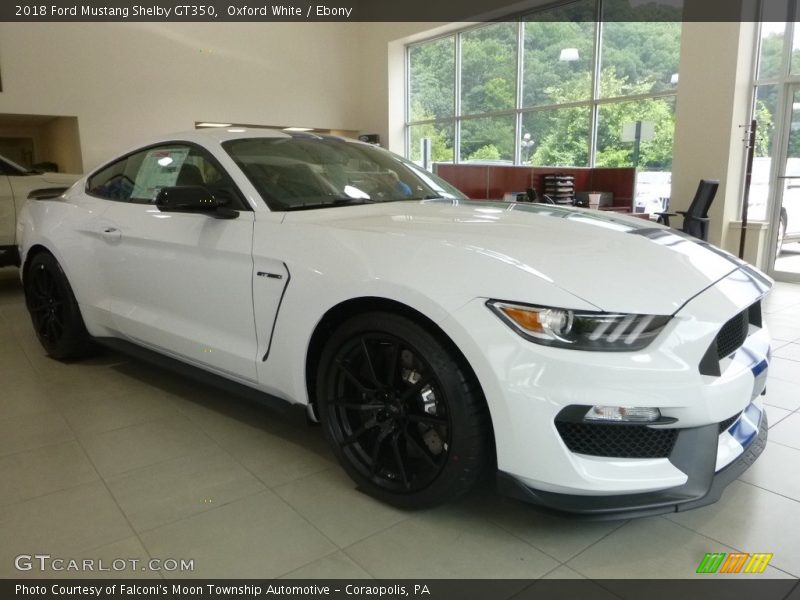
(91, 128, 375, 177)
(149, 128, 357, 146)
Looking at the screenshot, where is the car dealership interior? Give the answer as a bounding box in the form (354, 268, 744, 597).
(1, 1, 800, 587)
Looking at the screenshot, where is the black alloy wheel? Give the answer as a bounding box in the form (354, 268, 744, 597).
(24, 252, 92, 359)
(317, 312, 490, 508)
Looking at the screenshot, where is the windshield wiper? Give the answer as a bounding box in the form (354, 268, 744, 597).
(284, 197, 377, 211)
(330, 197, 377, 205)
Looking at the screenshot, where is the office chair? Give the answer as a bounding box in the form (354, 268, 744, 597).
(655, 179, 719, 241)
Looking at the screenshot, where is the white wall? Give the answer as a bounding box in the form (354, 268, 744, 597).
(0, 22, 362, 170)
(40, 117, 83, 173)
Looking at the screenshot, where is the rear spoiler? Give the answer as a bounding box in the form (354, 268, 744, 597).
(27, 187, 69, 200)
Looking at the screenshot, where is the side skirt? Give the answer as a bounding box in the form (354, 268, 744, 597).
(95, 337, 301, 418)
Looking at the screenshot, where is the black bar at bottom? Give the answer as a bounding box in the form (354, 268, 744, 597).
(2, 579, 799, 600)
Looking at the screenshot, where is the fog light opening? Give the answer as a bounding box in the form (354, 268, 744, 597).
(584, 406, 662, 423)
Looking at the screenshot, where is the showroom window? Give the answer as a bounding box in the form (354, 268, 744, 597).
(746, 16, 800, 222)
(405, 0, 681, 200)
(745, 2, 800, 278)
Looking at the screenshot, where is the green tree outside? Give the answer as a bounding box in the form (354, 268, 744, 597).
(407, 13, 681, 169)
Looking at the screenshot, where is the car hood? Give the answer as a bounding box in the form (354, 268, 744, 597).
(285, 199, 753, 315)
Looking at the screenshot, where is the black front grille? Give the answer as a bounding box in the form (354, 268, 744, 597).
(555, 421, 678, 459)
(715, 310, 749, 359)
(718, 412, 742, 433)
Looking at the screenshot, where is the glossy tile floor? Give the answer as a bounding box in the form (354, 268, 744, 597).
(1, 268, 800, 580)
(775, 242, 800, 275)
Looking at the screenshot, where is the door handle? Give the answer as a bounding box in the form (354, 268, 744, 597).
(100, 227, 122, 241)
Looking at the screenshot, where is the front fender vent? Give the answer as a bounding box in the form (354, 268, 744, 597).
(715, 310, 749, 360)
(699, 301, 761, 377)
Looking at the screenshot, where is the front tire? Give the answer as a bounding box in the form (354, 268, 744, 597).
(24, 252, 93, 360)
(316, 312, 491, 509)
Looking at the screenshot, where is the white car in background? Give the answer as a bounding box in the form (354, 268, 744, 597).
(748, 157, 800, 256)
(778, 185, 800, 254)
(0, 155, 80, 267)
(744, 181, 800, 257)
(634, 170, 672, 216)
(16, 128, 772, 516)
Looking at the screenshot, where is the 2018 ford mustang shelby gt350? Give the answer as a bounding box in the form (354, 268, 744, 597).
(16, 128, 772, 516)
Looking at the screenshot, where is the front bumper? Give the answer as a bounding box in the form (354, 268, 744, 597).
(497, 402, 768, 519)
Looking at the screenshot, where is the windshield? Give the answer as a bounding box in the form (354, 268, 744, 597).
(222, 136, 465, 211)
(0, 155, 33, 176)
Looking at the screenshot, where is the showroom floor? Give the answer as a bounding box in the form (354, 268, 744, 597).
(1, 268, 800, 581)
(776, 242, 800, 275)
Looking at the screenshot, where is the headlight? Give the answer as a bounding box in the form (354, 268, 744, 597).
(487, 300, 671, 351)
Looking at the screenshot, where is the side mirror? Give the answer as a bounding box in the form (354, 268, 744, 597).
(155, 186, 238, 219)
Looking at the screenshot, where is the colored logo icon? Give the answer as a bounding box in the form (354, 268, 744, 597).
(696, 552, 773, 574)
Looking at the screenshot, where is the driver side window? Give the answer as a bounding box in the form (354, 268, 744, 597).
(87, 144, 248, 210)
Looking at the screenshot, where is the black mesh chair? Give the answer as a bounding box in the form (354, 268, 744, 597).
(655, 179, 719, 241)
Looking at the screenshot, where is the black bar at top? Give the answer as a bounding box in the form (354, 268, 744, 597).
(0, 0, 794, 22)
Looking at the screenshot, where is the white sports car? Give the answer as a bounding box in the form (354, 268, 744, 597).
(16, 129, 772, 516)
(1, 155, 80, 267)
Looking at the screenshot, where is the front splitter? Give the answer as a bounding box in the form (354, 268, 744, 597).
(497, 412, 768, 520)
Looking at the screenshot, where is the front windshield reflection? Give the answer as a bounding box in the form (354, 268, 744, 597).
(223, 136, 464, 211)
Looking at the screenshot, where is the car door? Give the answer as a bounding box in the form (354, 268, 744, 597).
(87, 144, 260, 382)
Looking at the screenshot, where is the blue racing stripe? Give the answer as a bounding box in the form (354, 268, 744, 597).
(730, 339, 770, 399)
(728, 402, 762, 448)
(752, 359, 768, 377)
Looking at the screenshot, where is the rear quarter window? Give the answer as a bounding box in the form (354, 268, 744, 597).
(87, 145, 248, 210)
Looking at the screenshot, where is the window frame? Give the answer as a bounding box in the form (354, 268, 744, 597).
(405, 2, 681, 171)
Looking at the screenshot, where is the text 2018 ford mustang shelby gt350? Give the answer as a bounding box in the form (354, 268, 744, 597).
(16, 128, 771, 516)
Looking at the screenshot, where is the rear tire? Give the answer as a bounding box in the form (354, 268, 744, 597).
(24, 252, 93, 360)
(316, 312, 491, 509)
